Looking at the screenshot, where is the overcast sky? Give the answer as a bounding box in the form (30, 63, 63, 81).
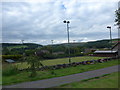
(2, 0, 119, 45)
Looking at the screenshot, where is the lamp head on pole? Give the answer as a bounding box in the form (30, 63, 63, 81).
(67, 21, 70, 23)
(63, 20, 66, 23)
(107, 26, 111, 29)
(63, 20, 70, 23)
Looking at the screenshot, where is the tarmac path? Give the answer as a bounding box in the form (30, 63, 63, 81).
(3, 65, 119, 88)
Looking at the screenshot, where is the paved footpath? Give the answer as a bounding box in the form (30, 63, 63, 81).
(3, 65, 119, 88)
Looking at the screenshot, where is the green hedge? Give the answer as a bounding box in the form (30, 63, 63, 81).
(2, 55, 22, 60)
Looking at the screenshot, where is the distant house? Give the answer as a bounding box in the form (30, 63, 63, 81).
(35, 50, 50, 56)
(84, 48, 96, 54)
(53, 52, 65, 55)
(93, 42, 120, 57)
(5, 59, 15, 63)
(40, 50, 50, 53)
(94, 50, 117, 57)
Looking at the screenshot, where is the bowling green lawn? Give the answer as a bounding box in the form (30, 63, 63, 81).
(14, 56, 109, 69)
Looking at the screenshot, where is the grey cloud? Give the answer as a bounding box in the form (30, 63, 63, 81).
(2, 1, 118, 45)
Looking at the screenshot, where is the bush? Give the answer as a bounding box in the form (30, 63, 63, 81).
(2, 64, 19, 76)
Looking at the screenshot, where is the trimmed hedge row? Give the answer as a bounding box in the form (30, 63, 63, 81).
(2, 55, 22, 60)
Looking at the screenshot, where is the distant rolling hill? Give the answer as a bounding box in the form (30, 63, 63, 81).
(51, 38, 119, 49)
(2, 43, 43, 49)
(1, 38, 119, 49)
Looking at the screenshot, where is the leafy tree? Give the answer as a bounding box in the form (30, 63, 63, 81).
(115, 7, 120, 58)
(53, 46, 66, 52)
(26, 55, 43, 77)
(115, 8, 120, 28)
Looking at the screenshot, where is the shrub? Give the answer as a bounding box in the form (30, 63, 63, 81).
(26, 55, 44, 77)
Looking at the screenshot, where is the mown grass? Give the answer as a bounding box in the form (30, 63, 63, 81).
(2, 59, 119, 85)
(42, 56, 106, 66)
(15, 56, 106, 69)
(57, 72, 119, 88)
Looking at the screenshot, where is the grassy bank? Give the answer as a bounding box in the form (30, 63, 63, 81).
(2, 58, 119, 85)
(57, 72, 119, 88)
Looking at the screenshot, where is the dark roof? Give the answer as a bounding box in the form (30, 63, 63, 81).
(94, 50, 117, 54)
(5, 59, 15, 63)
(112, 42, 120, 50)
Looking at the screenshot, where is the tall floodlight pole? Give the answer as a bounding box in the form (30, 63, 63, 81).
(107, 26, 112, 51)
(63, 20, 71, 63)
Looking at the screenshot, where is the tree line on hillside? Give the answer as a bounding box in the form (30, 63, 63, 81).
(2, 39, 116, 55)
(2, 39, 116, 62)
(2, 43, 42, 48)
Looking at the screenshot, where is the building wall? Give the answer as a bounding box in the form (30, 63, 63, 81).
(93, 53, 117, 57)
(112, 42, 120, 57)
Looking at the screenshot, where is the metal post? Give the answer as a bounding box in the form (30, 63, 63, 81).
(63, 20, 71, 63)
(107, 26, 112, 52)
(109, 27, 112, 50)
(67, 23, 71, 63)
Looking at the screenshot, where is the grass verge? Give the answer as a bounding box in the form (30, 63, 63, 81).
(2, 59, 119, 85)
(56, 72, 119, 88)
